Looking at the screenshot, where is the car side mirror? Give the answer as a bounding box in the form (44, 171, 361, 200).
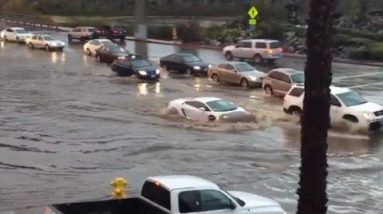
(198, 107, 205, 112)
(229, 201, 236, 209)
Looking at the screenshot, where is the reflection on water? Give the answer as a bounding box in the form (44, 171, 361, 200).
(137, 82, 161, 96)
(0, 41, 4, 49)
(51, 52, 57, 64)
(194, 78, 201, 92)
(61, 53, 66, 63)
(282, 125, 383, 155)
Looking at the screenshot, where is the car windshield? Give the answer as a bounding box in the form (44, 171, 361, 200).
(110, 47, 127, 54)
(206, 100, 237, 112)
(43, 36, 54, 41)
(15, 29, 27, 33)
(132, 59, 151, 67)
(182, 55, 201, 62)
(224, 191, 245, 207)
(234, 63, 255, 72)
(269, 42, 281, 49)
(337, 91, 367, 107)
(291, 73, 305, 83)
(101, 40, 114, 45)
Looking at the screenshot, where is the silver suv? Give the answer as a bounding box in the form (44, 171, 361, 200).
(223, 39, 283, 63)
(68, 27, 98, 43)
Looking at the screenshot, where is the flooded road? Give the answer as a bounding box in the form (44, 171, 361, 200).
(0, 32, 383, 214)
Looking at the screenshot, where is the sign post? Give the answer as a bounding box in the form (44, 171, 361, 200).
(248, 6, 258, 31)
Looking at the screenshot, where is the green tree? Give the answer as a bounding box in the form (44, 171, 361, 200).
(296, 0, 337, 213)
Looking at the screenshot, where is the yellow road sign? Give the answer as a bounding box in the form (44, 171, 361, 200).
(249, 19, 257, 25)
(248, 6, 258, 19)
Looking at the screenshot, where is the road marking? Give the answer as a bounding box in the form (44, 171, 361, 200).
(333, 72, 382, 81)
(348, 81, 383, 89)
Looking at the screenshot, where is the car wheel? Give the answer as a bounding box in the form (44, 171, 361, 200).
(211, 74, 219, 82)
(343, 115, 358, 123)
(45, 45, 51, 51)
(254, 54, 264, 64)
(28, 43, 34, 49)
(240, 78, 249, 88)
(4, 36, 8, 42)
(290, 107, 302, 116)
(225, 52, 233, 61)
(86, 48, 91, 56)
(208, 115, 216, 121)
(264, 85, 273, 95)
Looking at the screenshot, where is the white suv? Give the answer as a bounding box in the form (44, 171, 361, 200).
(68, 27, 98, 42)
(283, 86, 383, 131)
(223, 39, 283, 63)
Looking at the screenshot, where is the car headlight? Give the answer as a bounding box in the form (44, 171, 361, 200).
(208, 64, 212, 68)
(249, 76, 257, 81)
(362, 111, 374, 118)
(155, 69, 160, 75)
(193, 66, 201, 70)
(51, 42, 57, 46)
(138, 70, 147, 75)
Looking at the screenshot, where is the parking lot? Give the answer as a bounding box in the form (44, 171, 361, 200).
(0, 31, 383, 214)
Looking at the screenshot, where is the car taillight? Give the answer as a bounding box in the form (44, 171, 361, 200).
(278, 48, 283, 52)
(267, 49, 273, 55)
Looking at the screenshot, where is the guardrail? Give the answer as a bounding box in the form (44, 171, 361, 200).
(0, 12, 59, 30)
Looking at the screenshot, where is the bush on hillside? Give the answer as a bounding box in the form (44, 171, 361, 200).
(348, 47, 369, 60)
(333, 34, 353, 47)
(368, 43, 383, 61)
(348, 37, 375, 47)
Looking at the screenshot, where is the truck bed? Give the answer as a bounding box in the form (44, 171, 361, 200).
(51, 198, 168, 214)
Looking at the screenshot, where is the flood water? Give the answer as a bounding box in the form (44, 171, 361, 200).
(0, 32, 383, 214)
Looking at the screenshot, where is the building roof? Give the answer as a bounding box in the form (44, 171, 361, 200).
(147, 175, 218, 190)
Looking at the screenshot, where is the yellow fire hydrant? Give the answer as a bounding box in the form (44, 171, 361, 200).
(111, 177, 127, 199)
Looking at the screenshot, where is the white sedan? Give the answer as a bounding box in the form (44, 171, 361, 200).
(26, 34, 65, 51)
(0, 27, 33, 43)
(167, 97, 254, 122)
(83, 39, 115, 56)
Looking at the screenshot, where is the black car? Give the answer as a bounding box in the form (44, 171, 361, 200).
(95, 46, 129, 63)
(159, 53, 210, 76)
(111, 55, 160, 80)
(95, 25, 127, 41)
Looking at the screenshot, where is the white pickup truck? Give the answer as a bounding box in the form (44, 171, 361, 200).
(46, 175, 286, 214)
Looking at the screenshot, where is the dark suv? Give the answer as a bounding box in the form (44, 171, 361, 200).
(95, 25, 127, 41)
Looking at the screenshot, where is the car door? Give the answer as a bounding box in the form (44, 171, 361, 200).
(181, 101, 208, 122)
(224, 64, 239, 84)
(214, 64, 227, 80)
(254, 42, 267, 58)
(231, 41, 245, 58)
(269, 71, 284, 95)
(174, 55, 186, 72)
(330, 95, 343, 125)
(6, 29, 15, 40)
(272, 72, 291, 95)
(37, 36, 44, 48)
(240, 41, 253, 58)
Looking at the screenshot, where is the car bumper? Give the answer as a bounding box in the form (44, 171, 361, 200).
(192, 68, 208, 75)
(367, 117, 383, 131)
(248, 80, 263, 87)
(137, 74, 160, 80)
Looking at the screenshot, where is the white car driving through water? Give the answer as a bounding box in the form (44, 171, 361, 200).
(0, 27, 33, 43)
(167, 97, 254, 122)
(283, 85, 383, 131)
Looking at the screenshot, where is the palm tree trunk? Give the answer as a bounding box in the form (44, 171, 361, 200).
(296, 0, 337, 213)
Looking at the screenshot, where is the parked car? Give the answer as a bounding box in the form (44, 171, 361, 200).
(0, 27, 33, 43)
(283, 85, 383, 131)
(26, 34, 65, 51)
(111, 55, 160, 80)
(83, 39, 115, 56)
(68, 27, 98, 43)
(262, 68, 304, 97)
(95, 25, 127, 41)
(167, 97, 255, 122)
(45, 175, 286, 214)
(223, 39, 283, 64)
(159, 53, 211, 76)
(95, 45, 129, 63)
(208, 61, 265, 88)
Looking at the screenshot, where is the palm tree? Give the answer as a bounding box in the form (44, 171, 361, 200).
(296, 0, 337, 213)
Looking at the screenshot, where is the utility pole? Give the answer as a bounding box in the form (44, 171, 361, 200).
(134, 0, 148, 58)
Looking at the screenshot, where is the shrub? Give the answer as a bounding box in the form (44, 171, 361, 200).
(348, 47, 369, 60)
(332, 34, 352, 47)
(348, 37, 374, 47)
(148, 26, 172, 40)
(257, 21, 288, 41)
(176, 22, 202, 42)
(368, 43, 383, 61)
